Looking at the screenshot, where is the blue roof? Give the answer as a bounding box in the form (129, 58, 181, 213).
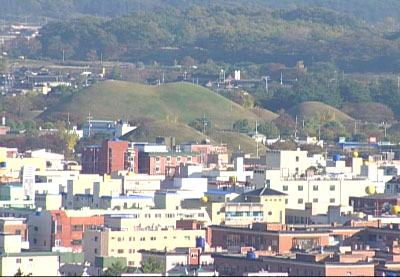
(206, 190, 234, 195)
(337, 142, 378, 147)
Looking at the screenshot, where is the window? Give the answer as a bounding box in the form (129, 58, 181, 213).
(298, 185, 303, 191)
(71, 225, 83, 231)
(313, 185, 318, 191)
(128, 261, 134, 266)
(184, 236, 190, 240)
(298, 198, 303, 204)
(177, 156, 182, 162)
(16, 258, 21, 264)
(155, 166, 160, 173)
(71, 240, 82, 245)
(296, 156, 299, 162)
(283, 185, 288, 191)
(33, 239, 37, 244)
(285, 199, 288, 204)
(313, 198, 318, 203)
(15, 230, 21, 235)
(94, 248, 97, 254)
(187, 156, 192, 162)
(57, 225, 62, 232)
(117, 249, 124, 254)
(140, 237, 145, 241)
(166, 156, 171, 162)
(330, 198, 335, 203)
(155, 156, 161, 162)
(129, 237, 135, 242)
(34, 226, 39, 232)
(94, 236, 98, 242)
(150, 237, 156, 241)
(330, 185, 335, 191)
(268, 211, 272, 216)
(29, 258, 33, 262)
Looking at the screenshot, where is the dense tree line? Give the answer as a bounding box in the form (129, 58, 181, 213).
(7, 5, 396, 72)
(262, 63, 400, 118)
(2, 0, 400, 23)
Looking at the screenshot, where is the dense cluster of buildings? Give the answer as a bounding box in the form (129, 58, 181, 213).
(0, 135, 400, 276)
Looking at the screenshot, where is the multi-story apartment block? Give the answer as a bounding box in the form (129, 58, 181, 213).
(83, 224, 206, 267)
(82, 139, 138, 175)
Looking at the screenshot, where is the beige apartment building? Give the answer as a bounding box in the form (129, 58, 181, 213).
(0, 233, 59, 276)
(83, 226, 206, 267)
(253, 169, 371, 214)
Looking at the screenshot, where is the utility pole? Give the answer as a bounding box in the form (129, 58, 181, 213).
(294, 115, 298, 138)
(264, 76, 270, 94)
(354, 122, 357, 135)
(202, 114, 207, 134)
(87, 112, 93, 137)
(397, 76, 400, 93)
(255, 120, 259, 158)
(280, 72, 283, 85)
(384, 122, 387, 137)
(318, 125, 321, 141)
(62, 50, 65, 63)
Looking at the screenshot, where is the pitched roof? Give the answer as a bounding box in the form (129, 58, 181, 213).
(244, 187, 286, 196)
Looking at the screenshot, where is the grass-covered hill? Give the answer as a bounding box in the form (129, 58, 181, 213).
(287, 101, 354, 122)
(250, 108, 279, 122)
(122, 120, 213, 145)
(341, 103, 395, 123)
(122, 120, 266, 155)
(42, 80, 265, 129)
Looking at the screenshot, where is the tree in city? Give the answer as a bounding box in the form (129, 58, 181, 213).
(258, 121, 280, 138)
(233, 119, 250, 133)
(14, 268, 32, 276)
(189, 116, 212, 135)
(102, 261, 128, 276)
(141, 256, 164, 273)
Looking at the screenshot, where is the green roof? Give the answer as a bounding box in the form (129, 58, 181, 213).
(59, 252, 84, 264)
(95, 256, 127, 268)
(0, 251, 59, 257)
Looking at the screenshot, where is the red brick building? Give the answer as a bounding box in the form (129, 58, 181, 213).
(82, 139, 138, 175)
(138, 152, 201, 175)
(208, 225, 331, 254)
(349, 194, 400, 216)
(180, 143, 228, 165)
(51, 210, 104, 251)
(212, 253, 375, 276)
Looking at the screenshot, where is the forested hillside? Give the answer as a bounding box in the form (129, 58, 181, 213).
(2, 0, 400, 23)
(7, 5, 400, 73)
